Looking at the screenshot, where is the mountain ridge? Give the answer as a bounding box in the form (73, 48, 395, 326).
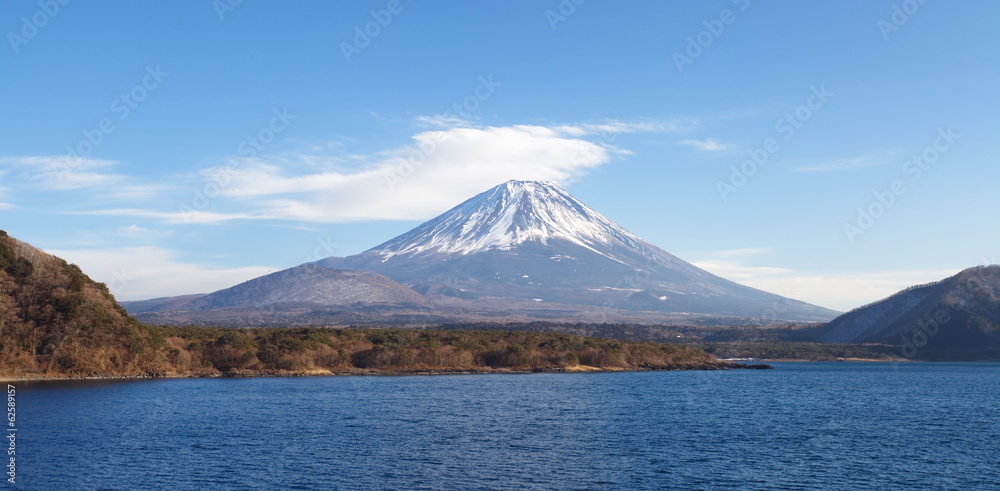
(184, 264, 429, 310)
(817, 265, 1000, 359)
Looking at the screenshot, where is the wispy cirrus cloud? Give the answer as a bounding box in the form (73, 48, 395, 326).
(415, 113, 473, 129)
(116, 224, 175, 241)
(678, 138, 733, 152)
(0, 175, 12, 209)
(553, 118, 697, 137)
(67, 208, 259, 225)
(0, 155, 124, 190)
(0, 155, 165, 198)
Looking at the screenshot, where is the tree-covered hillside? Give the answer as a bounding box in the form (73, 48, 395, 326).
(0, 231, 744, 378)
(0, 231, 162, 376)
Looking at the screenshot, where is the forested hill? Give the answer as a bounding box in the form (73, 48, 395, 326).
(816, 265, 1000, 359)
(0, 231, 750, 378)
(0, 230, 161, 375)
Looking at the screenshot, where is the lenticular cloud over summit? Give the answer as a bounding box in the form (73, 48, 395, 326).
(209, 124, 620, 223)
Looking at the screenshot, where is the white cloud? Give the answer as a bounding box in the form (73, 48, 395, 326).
(225, 124, 612, 222)
(116, 224, 175, 241)
(111, 120, 666, 224)
(46, 246, 274, 301)
(678, 138, 733, 152)
(0, 180, 12, 209)
(0, 155, 124, 190)
(415, 114, 472, 129)
(554, 119, 696, 137)
(67, 208, 259, 225)
(38, 118, 678, 225)
(702, 247, 771, 258)
(0, 155, 165, 198)
(692, 256, 958, 312)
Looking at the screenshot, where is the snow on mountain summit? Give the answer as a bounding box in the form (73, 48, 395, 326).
(367, 180, 652, 259)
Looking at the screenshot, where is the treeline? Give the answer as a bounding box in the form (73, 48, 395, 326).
(136, 326, 731, 377)
(0, 229, 756, 379)
(2, 321, 732, 378)
(696, 342, 901, 361)
(431, 320, 827, 344)
(433, 322, 903, 361)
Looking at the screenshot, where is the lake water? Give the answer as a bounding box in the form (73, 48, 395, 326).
(13, 363, 1000, 489)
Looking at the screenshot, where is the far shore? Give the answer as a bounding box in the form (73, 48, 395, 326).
(0, 362, 771, 383)
(752, 357, 909, 363)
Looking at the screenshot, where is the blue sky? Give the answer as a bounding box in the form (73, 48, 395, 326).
(2, 0, 998, 311)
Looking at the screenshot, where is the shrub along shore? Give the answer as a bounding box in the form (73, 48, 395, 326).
(0, 231, 766, 381)
(1, 326, 768, 381)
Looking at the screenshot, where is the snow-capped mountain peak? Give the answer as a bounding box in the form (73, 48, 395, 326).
(367, 180, 649, 259)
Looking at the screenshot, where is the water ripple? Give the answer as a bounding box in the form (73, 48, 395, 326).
(15, 362, 1000, 489)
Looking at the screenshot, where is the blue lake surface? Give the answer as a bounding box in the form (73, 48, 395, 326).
(14, 362, 1000, 489)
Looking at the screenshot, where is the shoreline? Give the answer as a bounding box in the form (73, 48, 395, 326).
(0, 361, 771, 383)
(754, 357, 908, 363)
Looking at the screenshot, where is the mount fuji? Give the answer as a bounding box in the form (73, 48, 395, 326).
(315, 180, 838, 322)
(126, 180, 838, 325)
